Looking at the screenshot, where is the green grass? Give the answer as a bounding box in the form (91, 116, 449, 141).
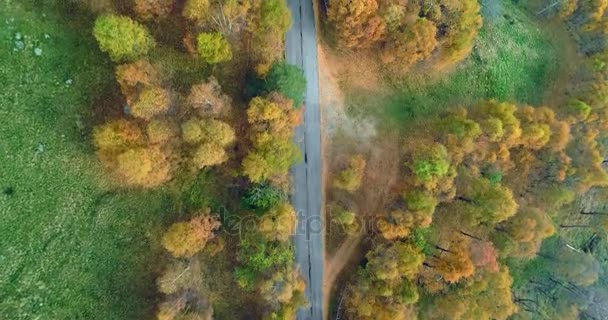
(345, 2, 571, 127)
(0, 2, 180, 319)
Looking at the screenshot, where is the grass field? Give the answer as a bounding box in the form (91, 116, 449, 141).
(0, 2, 178, 319)
(345, 1, 574, 127)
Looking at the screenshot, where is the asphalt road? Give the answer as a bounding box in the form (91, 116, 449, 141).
(285, 0, 324, 319)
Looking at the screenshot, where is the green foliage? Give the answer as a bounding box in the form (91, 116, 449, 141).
(410, 228, 433, 255)
(264, 61, 307, 107)
(242, 133, 301, 183)
(0, 4, 165, 318)
(403, 190, 437, 214)
(563, 99, 592, 121)
(347, 2, 566, 127)
(196, 32, 232, 64)
(243, 183, 287, 210)
(333, 208, 356, 226)
(397, 280, 419, 305)
(259, 0, 291, 33)
(235, 234, 294, 290)
(93, 14, 155, 62)
(409, 143, 450, 183)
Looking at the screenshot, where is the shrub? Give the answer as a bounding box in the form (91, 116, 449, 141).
(196, 32, 232, 63)
(93, 14, 155, 62)
(264, 61, 306, 107)
(333, 155, 366, 192)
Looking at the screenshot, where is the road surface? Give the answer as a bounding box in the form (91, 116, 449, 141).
(285, 0, 324, 319)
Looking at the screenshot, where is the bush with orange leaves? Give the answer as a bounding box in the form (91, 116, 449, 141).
(162, 212, 221, 258)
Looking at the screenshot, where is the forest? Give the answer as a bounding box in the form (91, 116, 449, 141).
(2, 0, 608, 319)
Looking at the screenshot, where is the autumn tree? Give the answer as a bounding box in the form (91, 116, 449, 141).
(134, 0, 173, 20)
(433, 235, 474, 283)
(345, 242, 424, 320)
(246, 94, 300, 139)
(327, 0, 385, 49)
(186, 77, 232, 118)
(333, 154, 366, 192)
(248, 0, 292, 74)
(93, 119, 144, 155)
(182, 0, 209, 22)
(494, 207, 555, 258)
(196, 32, 232, 63)
(378, 209, 433, 240)
(162, 212, 221, 258)
(470, 241, 499, 273)
(242, 132, 300, 183)
(115, 146, 172, 187)
(435, 0, 483, 68)
(181, 117, 235, 168)
(130, 86, 170, 120)
(146, 119, 178, 144)
(422, 268, 517, 320)
(455, 172, 518, 225)
(243, 94, 301, 184)
(258, 202, 296, 242)
(93, 14, 155, 62)
(115, 59, 160, 104)
(381, 18, 438, 70)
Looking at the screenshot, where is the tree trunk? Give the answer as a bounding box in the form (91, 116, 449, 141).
(580, 211, 608, 215)
(435, 245, 450, 253)
(560, 224, 591, 229)
(456, 196, 473, 204)
(459, 230, 482, 241)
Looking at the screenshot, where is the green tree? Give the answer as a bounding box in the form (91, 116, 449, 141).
(456, 173, 518, 225)
(264, 61, 306, 107)
(197, 32, 232, 63)
(408, 143, 451, 186)
(93, 14, 155, 62)
(243, 183, 287, 210)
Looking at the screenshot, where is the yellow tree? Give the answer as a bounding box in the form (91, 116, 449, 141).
(162, 213, 221, 258)
(327, 0, 386, 49)
(130, 86, 170, 120)
(380, 18, 438, 70)
(333, 154, 366, 192)
(258, 202, 297, 242)
(114, 146, 172, 187)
